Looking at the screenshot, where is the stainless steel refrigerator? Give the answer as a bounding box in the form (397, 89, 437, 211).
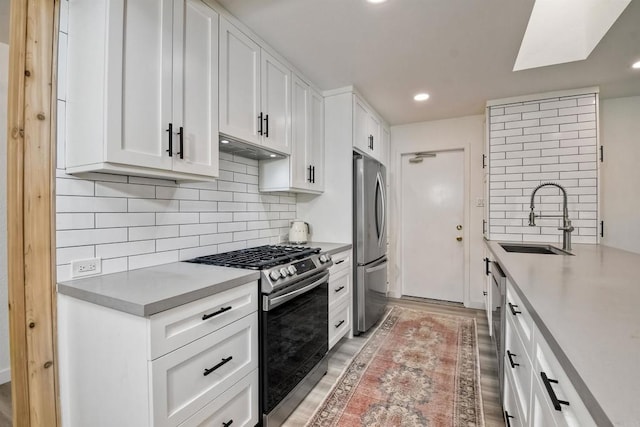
(353, 153, 388, 334)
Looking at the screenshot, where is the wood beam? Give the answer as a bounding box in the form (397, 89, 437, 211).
(7, 0, 60, 425)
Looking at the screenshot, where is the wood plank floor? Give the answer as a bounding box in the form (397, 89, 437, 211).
(283, 297, 505, 426)
(0, 382, 11, 427)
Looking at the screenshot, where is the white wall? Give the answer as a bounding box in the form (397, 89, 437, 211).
(600, 96, 640, 254)
(390, 115, 486, 309)
(0, 41, 10, 383)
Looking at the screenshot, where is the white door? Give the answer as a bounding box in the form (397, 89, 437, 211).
(309, 88, 324, 191)
(401, 150, 464, 302)
(172, 0, 219, 177)
(290, 75, 310, 189)
(106, 0, 173, 170)
(261, 51, 291, 154)
(219, 18, 261, 145)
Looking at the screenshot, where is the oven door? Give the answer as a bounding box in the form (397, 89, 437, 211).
(261, 271, 329, 417)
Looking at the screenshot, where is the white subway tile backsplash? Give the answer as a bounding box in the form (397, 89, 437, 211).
(156, 236, 199, 252)
(57, 178, 95, 196)
(57, 196, 127, 213)
(102, 257, 128, 275)
(130, 176, 177, 187)
(180, 223, 218, 237)
(488, 93, 598, 244)
(57, 213, 95, 230)
(156, 186, 199, 200)
(218, 222, 247, 233)
(95, 213, 155, 228)
(129, 225, 179, 241)
(218, 181, 247, 193)
(128, 198, 179, 213)
(156, 212, 199, 225)
(96, 182, 155, 199)
(218, 202, 247, 212)
(96, 240, 155, 259)
(200, 190, 233, 202)
(57, 228, 128, 247)
(200, 233, 233, 246)
(218, 241, 247, 253)
(128, 251, 179, 270)
(180, 200, 218, 212)
(200, 212, 234, 223)
(57, 246, 95, 265)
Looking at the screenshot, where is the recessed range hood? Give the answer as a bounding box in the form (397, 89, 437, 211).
(219, 134, 287, 160)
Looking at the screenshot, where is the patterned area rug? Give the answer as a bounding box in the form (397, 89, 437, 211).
(307, 306, 484, 427)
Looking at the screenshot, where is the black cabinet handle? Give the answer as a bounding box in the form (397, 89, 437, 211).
(507, 350, 519, 368)
(334, 286, 345, 293)
(541, 371, 570, 411)
(312, 166, 315, 183)
(483, 291, 487, 296)
(371, 135, 374, 150)
(203, 356, 233, 376)
(258, 112, 263, 135)
(166, 123, 173, 157)
(202, 306, 232, 321)
(222, 420, 233, 427)
(484, 257, 490, 276)
(335, 259, 345, 265)
(264, 114, 269, 138)
(504, 411, 514, 427)
(508, 302, 522, 316)
(177, 126, 184, 159)
(335, 320, 345, 328)
(308, 165, 312, 183)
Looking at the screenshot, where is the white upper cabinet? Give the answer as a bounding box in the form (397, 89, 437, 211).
(259, 74, 323, 193)
(219, 18, 291, 155)
(66, 0, 219, 181)
(352, 94, 388, 164)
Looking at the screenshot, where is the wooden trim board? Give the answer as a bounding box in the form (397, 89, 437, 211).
(7, 0, 60, 425)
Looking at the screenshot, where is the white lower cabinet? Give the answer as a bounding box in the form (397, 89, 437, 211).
(328, 250, 352, 350)
(58, 281, 259, 427)
(502, 281, 596, 427)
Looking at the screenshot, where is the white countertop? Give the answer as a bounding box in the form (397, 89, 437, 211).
(486, 241, 640, 427)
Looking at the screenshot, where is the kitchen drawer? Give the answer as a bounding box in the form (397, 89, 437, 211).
(151, 313, 258, 427)
(533, 331, 596, 427)
(531, 372, 559, 427)
(504, 365, 525, 427)
(506, 282, 534, 353)
(149, 281, 257, 359)
(328, 250, 351, 275)
(504, 313, 532, 423)
(328, 267, 350, 307)
(329, 299, 350, 350)
(179, 369, 259, 427)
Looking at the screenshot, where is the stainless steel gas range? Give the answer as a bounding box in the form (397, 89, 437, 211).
(186, 245, 333, 426)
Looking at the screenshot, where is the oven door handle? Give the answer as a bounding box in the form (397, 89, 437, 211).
(265, 272, 329, 311)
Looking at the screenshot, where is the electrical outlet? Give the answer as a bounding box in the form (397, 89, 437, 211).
(71, 258, 102, 278)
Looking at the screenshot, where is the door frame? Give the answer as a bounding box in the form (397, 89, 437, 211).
(7, 0, 60, 425)
(393, 145, 471, 307)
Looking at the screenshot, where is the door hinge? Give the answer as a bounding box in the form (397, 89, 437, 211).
(482, 154, 486, 169)
(600, 220, 604, 238)
(600, 145, 604, 162)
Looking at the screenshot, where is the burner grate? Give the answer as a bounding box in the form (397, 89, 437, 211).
(185, 245, 320, 269)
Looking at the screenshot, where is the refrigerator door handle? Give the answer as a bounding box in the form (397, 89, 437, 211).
(365, 261, 387, 274)
(375, 171, 386, 247)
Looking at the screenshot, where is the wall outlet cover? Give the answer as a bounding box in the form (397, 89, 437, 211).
(71, 258, 102, 278)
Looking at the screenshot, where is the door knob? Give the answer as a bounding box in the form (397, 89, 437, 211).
(456, 225, 462, 230)
(456, 236, 463, 241)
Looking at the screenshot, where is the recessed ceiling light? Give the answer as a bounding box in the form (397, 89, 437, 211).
(269, 154, 276, 158)
(367, 0, 387, 4)
(632, 61, 640, 69)
(220, 139, 229, 144)
(414, 93, 430, 101)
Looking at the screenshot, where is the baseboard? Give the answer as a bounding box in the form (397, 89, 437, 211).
(0, 367, 10, 384)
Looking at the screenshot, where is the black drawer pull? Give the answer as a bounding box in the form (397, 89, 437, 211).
(258, 112, 263, 135)
(507, 350, 519, 368)
(484, 257, 490, 276)
(308, 165, 313, 183)
(334, 259, 345, 265)
(202, 306, 232, 321)
(335, 320, 345, 328)
(166, 123, 173, 157)
(264, 114, 269, 138)
(177, 126, 184, 159)
(222, 420, 233, 427)
(505, 411, 514, 427)
(204, 356, 233, 376)
(508, 302, 522, 316)
(334, 286, 345, 293)
(541, 371, 570, 411)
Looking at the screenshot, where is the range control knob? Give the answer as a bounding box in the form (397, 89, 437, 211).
(319, 254, 328, 263)
(269, 270, 280, 281)
(279, 267, 289, 277)
(288, 265, 297, 275)
(326, 254, 332, 262)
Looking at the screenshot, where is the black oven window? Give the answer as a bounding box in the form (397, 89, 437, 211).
(263, 283, 328, 413)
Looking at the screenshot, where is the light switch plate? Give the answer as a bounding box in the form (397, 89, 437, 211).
(71, 258, 102, 278)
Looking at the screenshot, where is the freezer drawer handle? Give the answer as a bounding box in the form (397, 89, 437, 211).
(334, 286, 345, 293)
(203, 356, 233, 376)
(334, 320, 345, 328)
(508, 302, 521, 316)
(541, 371, 570, 411)
(334, 259, 345, 265)
(202, 306, 232, 321)
(504, 411, 514, 427)
(223, 420, 233, 427)
(507, 350, 519, 368)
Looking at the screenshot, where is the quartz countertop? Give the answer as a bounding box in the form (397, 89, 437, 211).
(486, 241, 640, 427)
(58, 262, 259, 317)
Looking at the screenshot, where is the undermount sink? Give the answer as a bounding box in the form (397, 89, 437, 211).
(499, 243, 573, 256)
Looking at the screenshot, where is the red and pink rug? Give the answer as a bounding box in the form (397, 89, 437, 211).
(307, 306, 484, 426)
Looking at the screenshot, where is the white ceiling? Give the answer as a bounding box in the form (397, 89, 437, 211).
(216, 0, 640, 126)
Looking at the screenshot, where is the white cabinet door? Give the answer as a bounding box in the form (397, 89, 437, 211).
(261, 51, 291, 154)
(380, 126, 390, 166)
(290, 75, 310, 189)
(105, 0, 174, 171)
(309, 88, 324, 191)
(353, 96, 371, 155)
(219, 18, 261, 145)
(368, 113, 381, 159)
(172, 0, 219, 177)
